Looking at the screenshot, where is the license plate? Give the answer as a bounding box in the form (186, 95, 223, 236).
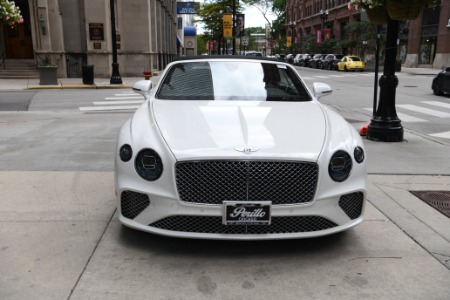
(223, 201, 271, 225)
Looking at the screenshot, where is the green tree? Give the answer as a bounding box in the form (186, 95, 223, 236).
(341, 21, 378, 57)
(196, 0, 244, 54)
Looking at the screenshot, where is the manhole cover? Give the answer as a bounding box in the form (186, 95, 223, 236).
(410, 191, 450, 218)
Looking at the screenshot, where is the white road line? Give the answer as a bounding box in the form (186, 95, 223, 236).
(329, 75, 344, 77)
(364, 108, 428, 122)
(104, 96, 143, 100)
(93, 100, 144, 105)
(429, 131, 450, 139)
(314, 76, 329, 78)
(79, 105, 140, 111)
(301, 77, 314, 80)
(114, 93, 139, 96)
(421, 101, 450, 110)
(397, 104, 450, 118)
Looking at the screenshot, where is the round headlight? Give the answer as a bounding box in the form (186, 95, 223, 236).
(135, 149, 163, 181)
(329, 151, 352, 182)
(354, 146, 365, 164)
(119, 144, 133, 162)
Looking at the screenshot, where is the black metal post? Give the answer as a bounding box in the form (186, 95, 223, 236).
(373, 26, 381, 116)
(110, 0, 122, 84)
(290, 22, 295, 53)
(232, 0, 236, 55)
(367, 17, 403, 142)
(320, 9, 328, 47)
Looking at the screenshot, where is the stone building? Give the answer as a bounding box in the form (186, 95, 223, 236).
(286, 0, 450, 69)
(0, 0, 178, 78)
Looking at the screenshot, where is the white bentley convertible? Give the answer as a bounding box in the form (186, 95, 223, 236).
(115, 56, 367, 240)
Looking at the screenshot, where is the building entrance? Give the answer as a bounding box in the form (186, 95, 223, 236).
(3, 0, 33, 59)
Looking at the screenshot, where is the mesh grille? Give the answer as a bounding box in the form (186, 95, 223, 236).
(338, 192, 364, 220)
(176, 161, 318, 205)
(121, 191, 150, 219)
(150, 216, 337, 234)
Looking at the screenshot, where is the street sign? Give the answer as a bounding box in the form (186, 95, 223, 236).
(242, 36, 248, 46)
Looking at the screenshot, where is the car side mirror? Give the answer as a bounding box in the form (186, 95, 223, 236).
(313, 82, 332, 99)
(132, 80, 152, 100)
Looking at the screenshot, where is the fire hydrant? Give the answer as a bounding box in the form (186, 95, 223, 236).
(143, 70, 151, 80)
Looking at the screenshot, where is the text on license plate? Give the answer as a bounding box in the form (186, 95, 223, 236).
(223, 201, 271, 225)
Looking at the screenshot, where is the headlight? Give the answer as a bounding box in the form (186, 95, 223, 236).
(119, 144, 133, 162)
(329, 151, 352, 182)
(354, 146, 365, 164)
(135, 149, 163, 181)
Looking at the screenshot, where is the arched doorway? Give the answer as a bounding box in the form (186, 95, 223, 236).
(2, 0, 33, 59)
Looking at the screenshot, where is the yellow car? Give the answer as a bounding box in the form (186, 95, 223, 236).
(337, 56, 365, 72)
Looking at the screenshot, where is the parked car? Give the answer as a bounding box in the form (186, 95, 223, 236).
(115, 55, 367, 240)
(322, 54, 344, 70)
(245, 51, 263, 57)
(309, 54, 327, 69)
(298, 54, 312, 67)
(431, 67, 450, 96)
(337, 56, 366, 72)
(293, 54, 303, 66)
(285, 53, 295, 64)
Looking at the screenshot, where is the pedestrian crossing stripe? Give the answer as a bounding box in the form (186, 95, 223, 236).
(93, 100, 144, 105)
(422, 101, 450, 110)
(364, 108, 427, 122)
(79, 105, 140, 111)
(429, 131, 450, 139)
(397, 104, 450, 118)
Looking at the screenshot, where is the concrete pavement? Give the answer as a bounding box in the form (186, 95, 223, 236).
(1, 67, 450, 299)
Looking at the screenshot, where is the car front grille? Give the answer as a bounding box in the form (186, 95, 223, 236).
(149, 215, 337, 234)
(338, 192, 364, 220)
(121, 191, 150, 219)
(175, 160, 318, 205)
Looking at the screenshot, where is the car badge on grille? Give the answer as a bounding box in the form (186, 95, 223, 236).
(234, 147, 260, 154)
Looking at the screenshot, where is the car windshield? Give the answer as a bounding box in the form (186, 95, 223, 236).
(156, 61, 311, 102)
(348, 56, 361, 61)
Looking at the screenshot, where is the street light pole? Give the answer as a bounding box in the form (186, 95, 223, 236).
(290, 22, 295, 52)
(109, 0, 122, 84)
(320, 9, 328, 42)
(367, 18, 403, 142)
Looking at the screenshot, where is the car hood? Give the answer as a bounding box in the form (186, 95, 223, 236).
(153, 100, 326, 161)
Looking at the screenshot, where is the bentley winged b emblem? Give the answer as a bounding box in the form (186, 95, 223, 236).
(234, 147, 260, 154)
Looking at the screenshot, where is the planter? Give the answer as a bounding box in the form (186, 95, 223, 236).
(38, 66, 58, 85)
(365, 6, 389, 25)
(386, 0, 425, 21)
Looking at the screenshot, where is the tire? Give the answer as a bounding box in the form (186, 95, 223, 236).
(344, 66, 348, 72)
(432, 80, 443, 95)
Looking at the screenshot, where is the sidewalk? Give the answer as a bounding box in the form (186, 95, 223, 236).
(0, 67, 441, 90)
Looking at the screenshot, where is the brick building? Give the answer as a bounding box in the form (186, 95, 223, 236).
(286, 0, 450, 69)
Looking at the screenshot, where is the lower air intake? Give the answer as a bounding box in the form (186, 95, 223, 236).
(121, 191, 150, 219)
(149, 216, 337, 234)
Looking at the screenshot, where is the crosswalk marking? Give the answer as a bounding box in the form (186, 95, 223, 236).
(429, 131, 450, 139)
(364, 108, 428, 122)
(79, 105, 140, 112)
(79, 92, 144, 112)
(422, 101, 450, 110)
(93, 100, 144, 105)
(397, 104, 450, 118)
(104, 96, 143, 101)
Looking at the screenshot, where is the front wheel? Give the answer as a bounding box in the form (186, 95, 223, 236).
(344, 66, 348, 72)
